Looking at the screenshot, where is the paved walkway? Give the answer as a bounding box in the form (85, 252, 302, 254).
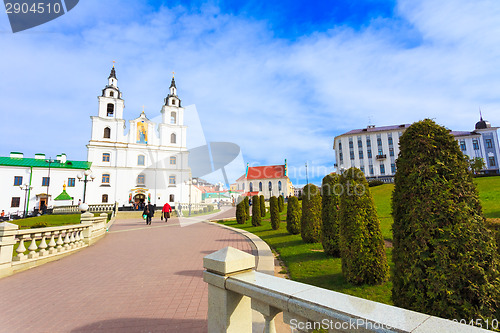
(0, 208, 254, 333)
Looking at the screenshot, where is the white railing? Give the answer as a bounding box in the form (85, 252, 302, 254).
(203, 247, 492, 333)
(52, 202, 118, 215)
(0, 213, 108, 278)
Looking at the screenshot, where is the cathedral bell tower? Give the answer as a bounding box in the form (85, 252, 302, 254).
(98, 64, 125, 119)
(160, 74, 186, 147)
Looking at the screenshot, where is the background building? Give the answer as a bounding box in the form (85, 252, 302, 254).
(334, 116, 500, 180)
(0, 152, 90, 216)
(235, 160, 294, 199)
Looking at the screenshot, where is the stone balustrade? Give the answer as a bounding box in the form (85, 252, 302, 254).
(52, 202, 118, 215)
(204, 247, 492, 333)
(0, 213, 108, 278)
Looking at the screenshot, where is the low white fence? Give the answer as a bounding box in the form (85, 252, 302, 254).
(0, 213, 108, 278)
(204, 247, 492, 333)
(52, 203, 118, 215)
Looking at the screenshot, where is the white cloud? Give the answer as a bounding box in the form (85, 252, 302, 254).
(1, 0, 500, 184)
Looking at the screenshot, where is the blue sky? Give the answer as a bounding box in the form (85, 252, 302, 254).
(1, 0, 500, 186)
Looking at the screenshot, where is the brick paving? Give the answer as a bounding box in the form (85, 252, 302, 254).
(0, 208, 254, 333)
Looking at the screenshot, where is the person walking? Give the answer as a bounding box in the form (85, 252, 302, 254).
(143, 201, 154, 225)
(177, 202, 183, 217)
(162, 202, 172, 222)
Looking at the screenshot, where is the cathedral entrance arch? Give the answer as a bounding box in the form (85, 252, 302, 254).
(134, 193, 146, 204)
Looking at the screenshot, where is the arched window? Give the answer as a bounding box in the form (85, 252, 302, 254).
(170, 112, 176, 124)
(249, 182, 253, 192)
(137, 174, 145, 185)
(102, 153, 110, 162)
(170, 156, 176, 165)
(137, 155, 145, 166)
(169, 194, 174, 202)
(268, 181, 272, 193)
(109, 91, 114, 97)
(278, 181, 282, 192)
(259, 182, 262, 191)
(172, 99, 176, 106)
(107, 103, 114, 116)
(102, 194, 108, 203)
(103, 127, 111, 139)
(171, 133, 176, 144)
(102, 174, 110, 184)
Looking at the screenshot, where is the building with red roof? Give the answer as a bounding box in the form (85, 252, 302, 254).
(235, 160, 294, 199)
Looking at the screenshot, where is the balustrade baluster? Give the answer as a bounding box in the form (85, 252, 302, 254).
(56, 233, 64, 252)
(14, 237, 27, 261)
(39, 234, 48, 256)
(69, 230, 76, 249)
(27, 235, 39, 259)
(74, 230, 80, 247)
(63, 231, 71, 251)
(48, 233, 57, 254)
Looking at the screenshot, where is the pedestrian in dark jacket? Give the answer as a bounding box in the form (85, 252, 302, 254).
(143, 201, 154, 225)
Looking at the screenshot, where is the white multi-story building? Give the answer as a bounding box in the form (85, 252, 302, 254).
(334, 117, 500, 181)
(85, 67, 191, 207)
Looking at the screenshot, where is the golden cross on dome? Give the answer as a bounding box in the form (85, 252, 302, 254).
(141, 105, 145, 113)
(112, 60, 116, 68)
(172, 71, 175, 78)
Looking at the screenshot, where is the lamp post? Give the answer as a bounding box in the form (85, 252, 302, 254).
(45, 158, 56, 209)
(305, 162, 309, 186)
(19, 184, 33, 218)
(186, 178, 197, 216)
(77, 169, 95, 204)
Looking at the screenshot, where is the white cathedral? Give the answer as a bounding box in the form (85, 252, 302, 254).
(0, 66, 193, 216)
(86, 66, 191, 207)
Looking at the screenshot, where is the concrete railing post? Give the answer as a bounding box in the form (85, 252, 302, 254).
(0, 222, 19, 271)
(203, 246, 255, 333)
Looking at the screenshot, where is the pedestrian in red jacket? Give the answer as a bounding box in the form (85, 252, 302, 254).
(162, 202, 172, 222)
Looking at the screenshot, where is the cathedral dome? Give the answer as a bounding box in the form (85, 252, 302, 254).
(475, 117, 491, 130)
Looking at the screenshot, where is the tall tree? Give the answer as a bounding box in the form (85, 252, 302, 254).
(300, 184, 322, 243)
(321, 173, 341, 256)
(392, 119, 499, 319)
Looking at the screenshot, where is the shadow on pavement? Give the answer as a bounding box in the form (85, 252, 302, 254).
(71, 317, 206, 333)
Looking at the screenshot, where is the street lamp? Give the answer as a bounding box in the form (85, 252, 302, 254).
(45, 158, 56, 209)
(19, 184, 33, 218)
(186, 178, 197, 216)
(77, 169, 95, 204)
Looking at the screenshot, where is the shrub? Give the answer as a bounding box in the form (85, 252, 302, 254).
(260, 195, 266, 217)
(368, 179, 384, 187)
(339, 167, 389, 285)
(270, 196, 280, 230)
(486, 220, 500, 255)
(392, 119, 499, 320)
(286, 196, 302, 234)
(32, 221, 48, 228)
(208, 205, 214, 212)
(278, 195, 284, 212)
(244, 197, 250, 220)
(300, 184, 322, 243)
(203, 207, 208, 213)
(321, 173, 341, 257)
(251, 195, 261, 226)
(236, 202, 246, 224)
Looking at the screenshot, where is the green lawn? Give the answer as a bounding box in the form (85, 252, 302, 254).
(368, 176, 500, 240)
(218, 206, 394, 305)
(9, 212, 113, 230)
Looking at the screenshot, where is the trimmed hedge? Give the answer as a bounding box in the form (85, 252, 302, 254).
(251, 195, 261, 226)
(368, 180, 384, 187)
(278, 195, 284, 212)
(339, 167, 389, 285)
(300, 184, 322, 243)
(392, 119, 500, 320)
(244, 196, 250, 220)
(260, 195, 266, 217)
(270, 196, 280, 230)
(236, 202, 246, 224)
(321, 173, 341, 257)
(286, 196, 301, 234)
